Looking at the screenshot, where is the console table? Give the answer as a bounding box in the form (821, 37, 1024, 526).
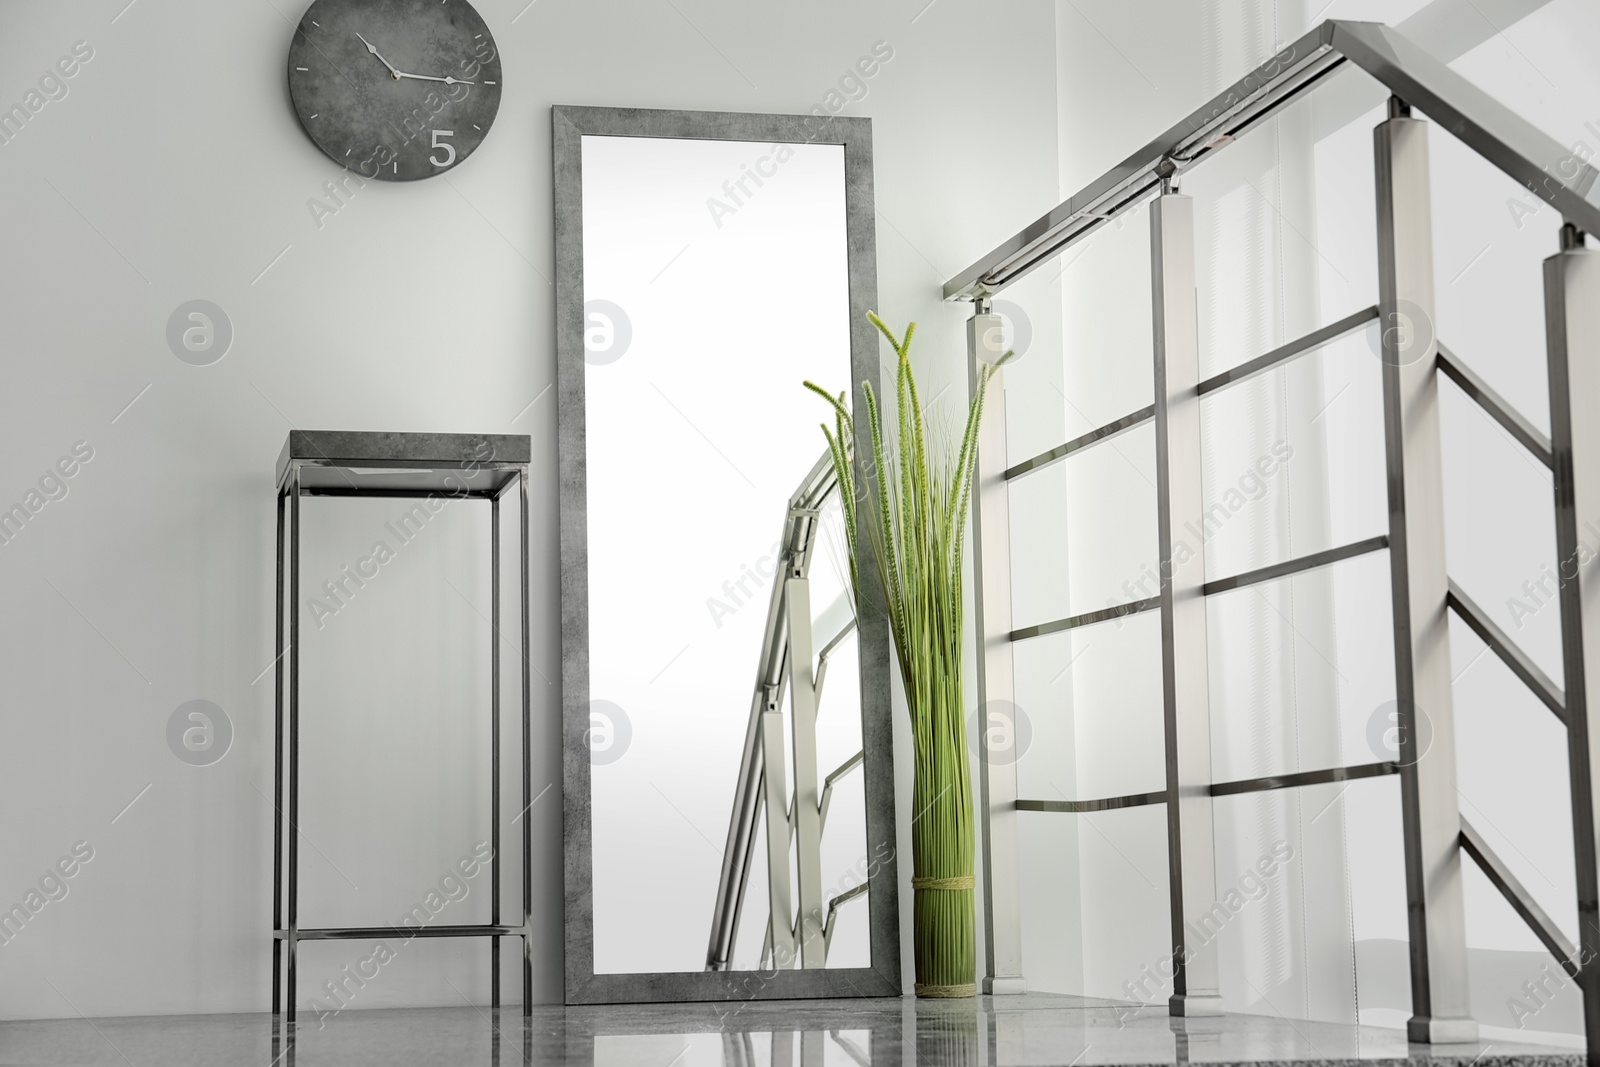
(271, 430, 534, 1020)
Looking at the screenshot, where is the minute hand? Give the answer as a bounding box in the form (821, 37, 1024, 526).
(394, 71, 475, 85)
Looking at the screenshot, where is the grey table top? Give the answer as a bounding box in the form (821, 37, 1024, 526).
(276, 430, 532, 496)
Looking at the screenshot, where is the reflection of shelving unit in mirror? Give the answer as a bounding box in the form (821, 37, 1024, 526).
(706, 451, 869, 972)
(270, 430, 534, 1021)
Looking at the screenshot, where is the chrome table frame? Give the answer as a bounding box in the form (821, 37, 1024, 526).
(270, 430, 535, 1023)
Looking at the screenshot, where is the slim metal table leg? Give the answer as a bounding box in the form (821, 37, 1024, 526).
(287, 471, 302, 1022)
(273, 487, 286, 1016)
(520, 469, 532, 1015)
(492, 491, 502, 1008)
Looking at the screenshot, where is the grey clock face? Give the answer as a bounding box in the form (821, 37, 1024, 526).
(288, 0, 502, 182)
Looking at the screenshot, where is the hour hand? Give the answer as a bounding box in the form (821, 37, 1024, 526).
(354, 32, 401, 78)
(394, 71, 475, 85)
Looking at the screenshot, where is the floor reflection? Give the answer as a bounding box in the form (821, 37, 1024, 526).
(8, 992, 1585, 1066)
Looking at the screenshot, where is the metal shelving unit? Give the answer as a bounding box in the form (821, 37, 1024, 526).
(704, 452, 866, 974)
(950, 17, 1600, 1052)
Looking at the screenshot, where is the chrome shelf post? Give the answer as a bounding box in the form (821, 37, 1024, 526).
(1150, 187, 1224, 1018)
(1545, 222, 1600, 1055)
(1374, 97, 1477, 1046)
(969, 306, 1027, 995)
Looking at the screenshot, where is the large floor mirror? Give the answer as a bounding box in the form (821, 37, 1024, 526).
(553, 106, 900, 1003)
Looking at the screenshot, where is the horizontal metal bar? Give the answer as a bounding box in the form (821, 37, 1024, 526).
(1196, 306, 1378, 396)
(1460, 817, 1578, 978)
(945, 21, 1600, 302)
(821, 881, 872, 959)
(1004, 405, 1155, 481)
(1445, 579, 1566, 723)
(276, 924, 525, 941)
(277, 462, 529, 493)
(1017, 790, 1167, 813)
(817, 750, 865, 832)
(1209, 760, 1398, 797)
(817, 618, 858, 662)
(1009, 596, 1161, 642)
(1436, 343, 1554, 469)
(827, 880, 869, 913)
(943, 22, 1346, 299)
(1202, 535, 1388, 596)
(300, 488, 500, 500)
(824, 750, 865, 790)
(1020, 763, 1397, 812)
(288, 460, 531, 470)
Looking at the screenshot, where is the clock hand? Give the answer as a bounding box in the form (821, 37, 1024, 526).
(354, 32, 402, 79)
(393, 71, 476, 85)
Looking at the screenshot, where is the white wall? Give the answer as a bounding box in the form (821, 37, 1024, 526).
(0, 0, 1060, 1019)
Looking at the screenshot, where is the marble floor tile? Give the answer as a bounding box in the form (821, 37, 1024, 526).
(0, 993, 1583, 1067)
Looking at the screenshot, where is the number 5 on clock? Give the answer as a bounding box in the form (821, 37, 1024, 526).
(430, 129, 456, 168)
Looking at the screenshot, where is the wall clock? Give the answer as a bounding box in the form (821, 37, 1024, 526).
(288, 0, 502, 182)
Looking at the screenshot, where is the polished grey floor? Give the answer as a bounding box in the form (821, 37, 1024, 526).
(0, 994, 1582, 1067)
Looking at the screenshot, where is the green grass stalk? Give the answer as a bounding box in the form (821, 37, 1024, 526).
(805, 313, 1008, 996)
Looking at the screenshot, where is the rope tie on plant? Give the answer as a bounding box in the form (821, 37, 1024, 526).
(911, 875, 974, 891)
(914, 982, 979, 998)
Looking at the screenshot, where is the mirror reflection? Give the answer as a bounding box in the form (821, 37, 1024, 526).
(580, 132, 872, 975)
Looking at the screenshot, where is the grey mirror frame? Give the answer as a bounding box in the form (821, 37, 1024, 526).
(553, 104, 901, 1004)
